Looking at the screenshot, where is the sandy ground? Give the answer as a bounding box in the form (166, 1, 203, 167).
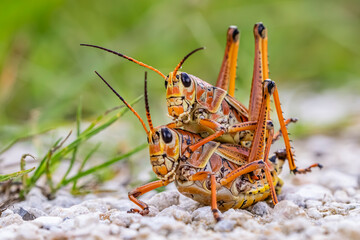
(0, 90, 360, 240)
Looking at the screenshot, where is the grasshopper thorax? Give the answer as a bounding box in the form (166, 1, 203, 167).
(148, 126, 181, 181)
(166, 71, 196, 119)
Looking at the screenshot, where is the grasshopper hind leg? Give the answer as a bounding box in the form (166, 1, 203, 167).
(216, 26, 240, 97)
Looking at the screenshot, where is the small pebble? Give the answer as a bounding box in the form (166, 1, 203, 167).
(109, 224, 121, 235)
(334, 190, 350, 203)
(306, 208, 322, 219)
(120, 227, 138, 239)
(158, 205, 192, 223)
(0, 209, 13, 217)
(81, 199, 108, 213)
(295, 184, 332, 201)
(15, 222, 40, 240)
(251, 201, 271, 216)
(306, 200, 322, 208)
(18, 207, 36, 221)
(272, 200, 306, 220)
(283, 193, 305, 207)
(104, 198, 134, 211)
(214, 219, 236, 232)
(74, 213, 99, 228)
(32, 216, 62, 227)
(147, 190, 180, 211)
(191, 206, 217, 225)
(319, 170, 358, 190)
(0, 214, 23, 227)
(49, 205, 90, 219)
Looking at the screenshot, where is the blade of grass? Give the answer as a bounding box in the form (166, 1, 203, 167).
(45, 131, 72, 191)
(0, 128, 53, 155)
(20, 154, 36, 190)
(58, 98, 83, 189)
(72, 143, 101, 191)
(0, 168, 35, 182)
(27, 137, 63, 188)
(20, 138, 63, 197)
(81, 105, 125, 135)
(61, 143, 147, 187)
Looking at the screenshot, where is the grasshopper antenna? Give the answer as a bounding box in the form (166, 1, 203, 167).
(172, 47, 205, 79)
(82, 44, 167, 80)
(144, 72, 154, 134)
(94, 71, 149, 135)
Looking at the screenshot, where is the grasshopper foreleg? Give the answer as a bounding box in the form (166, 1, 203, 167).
(128, 180, 169, 215)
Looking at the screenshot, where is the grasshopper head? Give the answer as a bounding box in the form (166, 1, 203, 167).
(165, 47, 204, 120)
(95, 71, 181, 183)
(80, 45, 202, 122)
(148, 126, 181, 181)
(165, 71, 196, 119)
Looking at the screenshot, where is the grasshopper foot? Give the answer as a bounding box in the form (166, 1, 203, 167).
(292, 163, 323, 174)
(127, 207, 149, 216)
(212, 209, 222, 222)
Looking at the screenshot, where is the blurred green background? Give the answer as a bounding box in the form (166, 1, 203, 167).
(1, 0, 359, 144)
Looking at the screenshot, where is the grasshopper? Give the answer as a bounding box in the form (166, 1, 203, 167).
(94, 71, 287, 222)
(81, 23, 321, 175)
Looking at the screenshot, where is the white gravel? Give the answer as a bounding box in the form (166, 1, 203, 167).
(1, 136, 359, 240)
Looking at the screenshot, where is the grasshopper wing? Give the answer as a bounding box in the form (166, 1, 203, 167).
(186, 141, 221, 168)
(216, 144, 249, 165)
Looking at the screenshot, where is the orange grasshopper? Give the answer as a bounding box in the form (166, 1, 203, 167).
(81, 23, 320, 175)
(94, 71, 287, 222)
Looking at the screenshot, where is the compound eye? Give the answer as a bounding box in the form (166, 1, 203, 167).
(180, 72, 191, 88)
(165, 80, 168, 89)
(161, 128, 173, 144)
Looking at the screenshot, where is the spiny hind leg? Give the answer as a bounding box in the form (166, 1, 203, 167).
(216, 26, 239, 97)
(248, 23, 266, 121)
(247, 122, 274, 182)
(272, 118, 298, 143)
(272, 84, 322, 174)
(260, 27, 320, 173)
(220, 160, 278, 206)
(251, 23, 321, 174)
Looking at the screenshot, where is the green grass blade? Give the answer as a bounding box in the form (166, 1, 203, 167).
(0, 128, 53, 155)
(28, 137, 63, 186)
(72, 143, 101, 191)
(20, 154, 36, 190)
(0, 168, 35, 182)
(58, 99, 83, 188)
(61, 143, 147, 186)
